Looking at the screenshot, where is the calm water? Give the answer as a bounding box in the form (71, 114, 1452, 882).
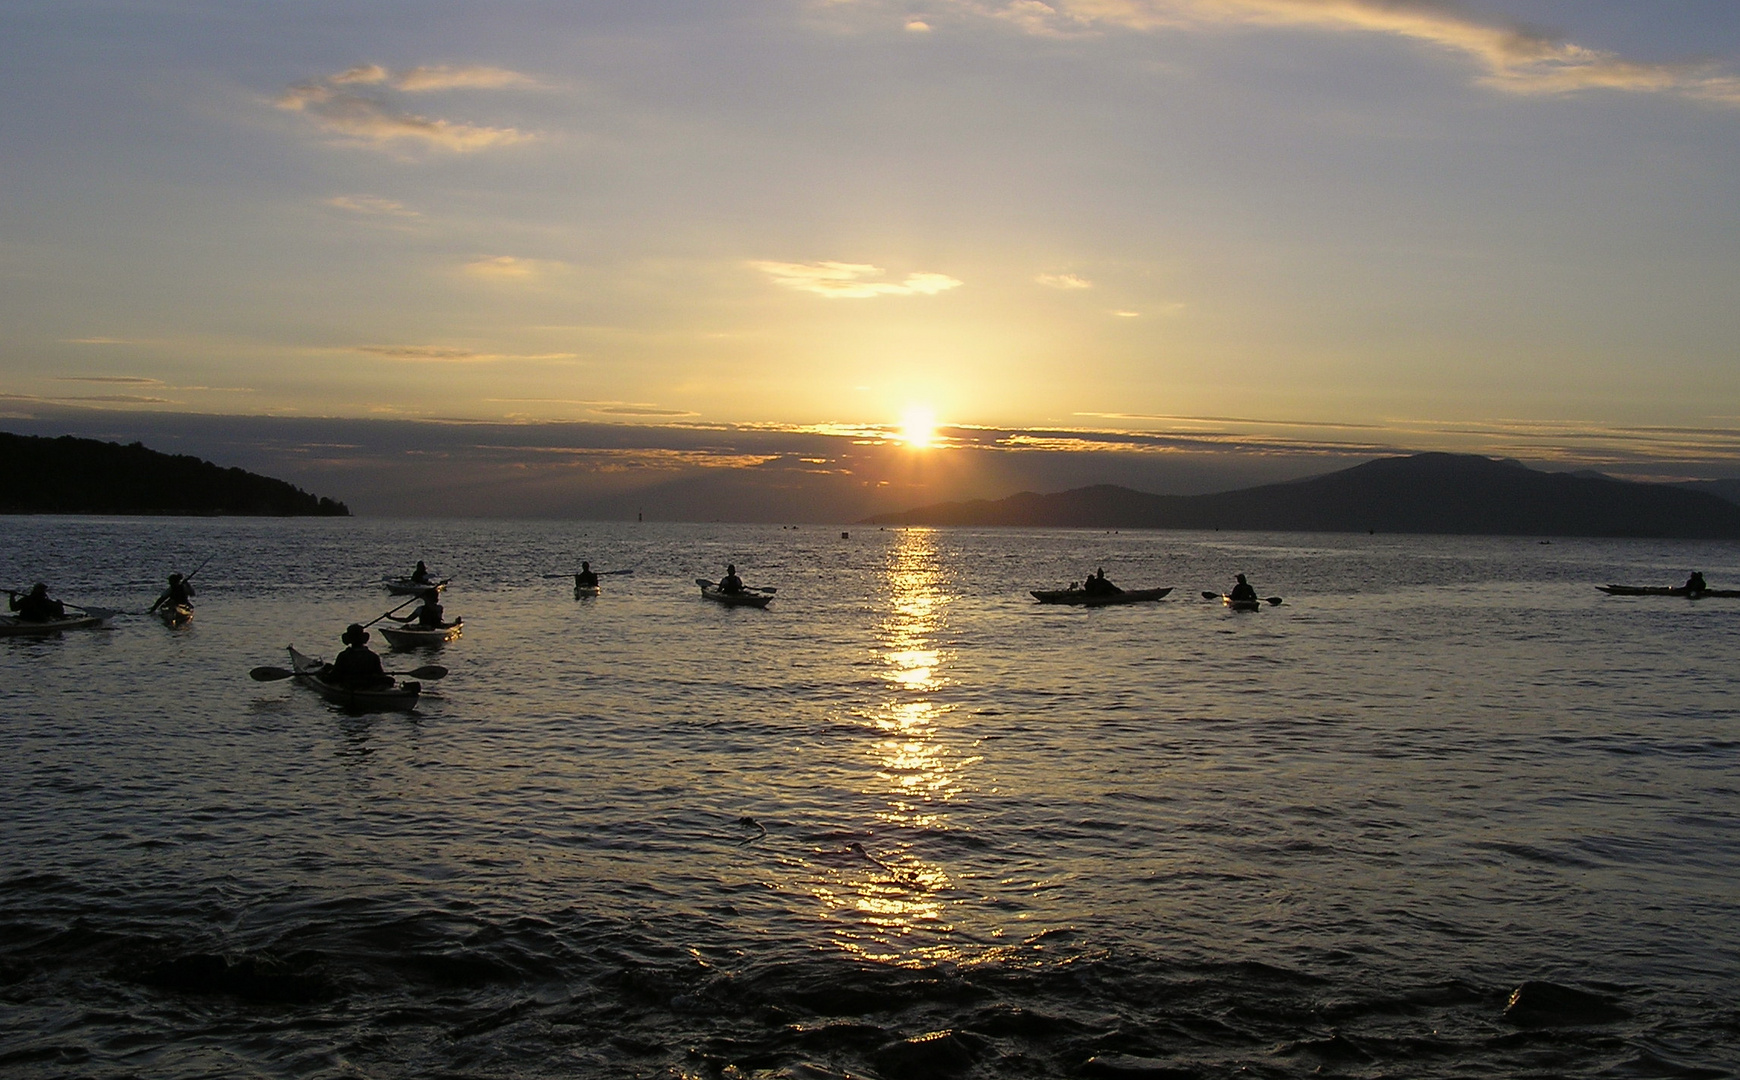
(2, 517, 1738, 1078)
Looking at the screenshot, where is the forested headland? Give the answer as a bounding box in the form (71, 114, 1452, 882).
(0, 432, 348, 516)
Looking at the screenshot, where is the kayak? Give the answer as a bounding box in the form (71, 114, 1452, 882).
(382, 577, 443, 596)
(700, 584, 772, 608)
(1031, 586, 1174, 606)
(574, 584, 600, 598)
(378, 619, 463, 647)
(157, 604, 194, 627)
(1598, 585, 1740, 598)
(287, 646, 421, 712)
(1208, 595, 1263, 611)
(0, 607, 117, 636)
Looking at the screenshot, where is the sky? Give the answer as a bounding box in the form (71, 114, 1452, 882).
(3, 1, 1740, 516)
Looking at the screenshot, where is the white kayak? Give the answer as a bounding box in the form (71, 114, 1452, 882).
(378, 619, 463, 647)
(699, 583, 772, 608)
(0, 607, 117, 636)
(287, 646, 422, 712)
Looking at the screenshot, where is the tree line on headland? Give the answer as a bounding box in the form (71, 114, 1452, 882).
(0, 432, 348, 516)
(862, 453, 1740, 540)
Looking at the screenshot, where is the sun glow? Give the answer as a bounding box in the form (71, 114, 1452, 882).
(899, 406, 938, 449)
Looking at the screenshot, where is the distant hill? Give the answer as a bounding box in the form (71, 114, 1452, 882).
(1677, 478, 1740, 507)
(861, 453, 1740, 539)
(0, 432, 349, 516)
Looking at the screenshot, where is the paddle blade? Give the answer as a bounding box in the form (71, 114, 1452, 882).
(1265, 596, 1284, 605)
(1201, 592, 1220, 600)
(696, 578, 716, 588)
(250, 666, 294, 682)
(405, 664, 448, 680)
(753, 586, 778, 593)
(601, 568, 634, 576)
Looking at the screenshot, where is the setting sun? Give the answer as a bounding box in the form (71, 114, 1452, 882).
(899, 406, 938, 449)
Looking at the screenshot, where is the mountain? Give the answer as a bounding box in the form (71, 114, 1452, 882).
(1676, 478, 1740, 507)
(861, 453, 1740, 539)
(0, 432, 349, 516)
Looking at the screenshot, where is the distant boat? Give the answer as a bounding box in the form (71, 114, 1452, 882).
(1030, 586, 1172, 606)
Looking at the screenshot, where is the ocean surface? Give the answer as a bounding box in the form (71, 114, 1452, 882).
(2, 517, 1737, 1079)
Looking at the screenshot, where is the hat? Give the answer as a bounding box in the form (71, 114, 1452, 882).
(341, 623, 370, 645)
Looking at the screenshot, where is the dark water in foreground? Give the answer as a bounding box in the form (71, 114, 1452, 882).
(2, 517, 1738, 1078)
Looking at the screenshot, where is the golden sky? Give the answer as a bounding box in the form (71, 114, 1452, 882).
(3, 0, 1739, 506)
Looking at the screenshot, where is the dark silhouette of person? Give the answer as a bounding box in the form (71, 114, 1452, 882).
(1094, 568, 1121, 595)
(393, 591, 445, 629)
(8, 582, 65, 622)
(1229, 574, 1258, 603)
(409, 560, 432, 585)
(719, 564, 744, 594)
(153, 572, 194, 613)
(327, 624, 391, 688)
(575, 561, 599, 588)
(1685, 571, 1708, 593)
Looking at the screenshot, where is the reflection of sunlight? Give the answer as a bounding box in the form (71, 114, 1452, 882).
(811, 527, 983, 965)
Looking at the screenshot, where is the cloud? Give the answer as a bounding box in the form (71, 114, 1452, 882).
(54, 375, 164, 385)
(354, 345, 578, 363)
(276, 65, 538, 152)
(462, 255, 566, 280)
(64, 337, 134, 345)
(1036, 272, 1093, 289)
(325, 195, 421, 217)
(751, 260, 964, 298)
(906, 19, 933, 32)
(953, 0, 1740, 105)
(589, 404, 699, 417)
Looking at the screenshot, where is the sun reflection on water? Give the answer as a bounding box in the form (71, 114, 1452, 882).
(814, 528, 985, 964)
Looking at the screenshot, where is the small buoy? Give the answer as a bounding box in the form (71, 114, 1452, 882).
(841, 531, 849, 539)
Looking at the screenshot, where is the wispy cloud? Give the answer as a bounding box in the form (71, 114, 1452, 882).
(462, 255, 566, 280)
(1036, 272, 1093, 289)
(64, 337, 134, 345)
(354, 345, 578, 363)
(751, 260, 963, 298)
(277, 64, 538, 152)
(54, 375, 164, 385)
(325, 195, 421, 217)
(483, 397, 699, 418)
(953, 0, 1740, 105)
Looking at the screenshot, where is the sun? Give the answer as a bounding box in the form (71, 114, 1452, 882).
(899, 406, 938, 449)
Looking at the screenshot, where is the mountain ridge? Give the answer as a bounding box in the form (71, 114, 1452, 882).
(0, 432, 350, 516)
(860, 453, 1740, 539)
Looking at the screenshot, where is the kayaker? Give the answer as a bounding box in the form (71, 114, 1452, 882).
(153, 572, 194, 613)
(327, 624, 392, 689)
(575, 561, 599, 588)
(8, 583, 66, 622)
(719, 564, 745, 595)
(409, 560, 432, 586)
(1091, 568, 1122, 595)
(1686, 571, 1708, 593)
(1228, 574, 1258, 603)
(393, 591, 445, 629)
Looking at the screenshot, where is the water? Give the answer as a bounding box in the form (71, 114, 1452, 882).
(2, 517, 1737, 1078)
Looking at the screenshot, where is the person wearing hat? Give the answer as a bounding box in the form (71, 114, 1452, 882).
(328, 623, 392, 688)
(152, 572, 195, 613)
(1228, 573, 1258, 603)
(7, 582, 65, 622)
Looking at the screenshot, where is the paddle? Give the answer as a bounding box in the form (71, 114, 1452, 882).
(149, 554, 214, 613)
(1201, 591, 1283, 605)
(250, 663, 448, 682)
(696, 577, 778, 594)
(362, 581, 451, 628)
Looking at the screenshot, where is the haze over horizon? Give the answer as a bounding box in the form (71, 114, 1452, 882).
(5, 1, 1740, 516)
